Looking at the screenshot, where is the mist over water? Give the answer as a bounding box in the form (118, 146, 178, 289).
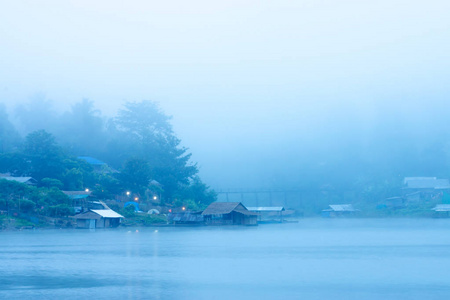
(2, 220, 450, 300)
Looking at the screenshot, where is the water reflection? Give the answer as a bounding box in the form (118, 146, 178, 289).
(2, 219, 450, 299)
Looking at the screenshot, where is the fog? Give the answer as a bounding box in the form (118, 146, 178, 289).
(1, 0, 450, 194)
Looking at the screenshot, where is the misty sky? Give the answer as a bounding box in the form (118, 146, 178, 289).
(1, 0, 450, 189)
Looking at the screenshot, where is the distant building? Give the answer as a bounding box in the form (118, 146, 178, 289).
(0, 176, 37, 186)
(167, 211, 204, 225)
(78, 156, 117, 174)
(72, 209, 124, 229)
(63, 190, 93, 213)
(247, 206, 285, 223)
(431, 204, 450, 217)
(321, 204, 359, 218)
(403, 177, 450, 203)
(202, 202, 258, 225)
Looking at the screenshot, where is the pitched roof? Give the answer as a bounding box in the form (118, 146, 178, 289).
(63, 191, 92, 199)
(78, 156, 106, 165)
(2, 177, 37, 184)
(202, 202, 257, 215)
(326, 204, 357, 212)
(91, 209, 124, 218)
(432, 204, 450, 212)
(72, 209, 124, 219)
(72, 211, 102, 220)
(247, 206, 285, 212)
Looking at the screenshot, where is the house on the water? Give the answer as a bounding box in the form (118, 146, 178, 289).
(431, 204, 450, 217)
(202, 202, 258, 225)
(321, 204, 359, 218)
(72, 209, 124, 229)
(167, 211, 204, 225)
(247, 206, 285, 223)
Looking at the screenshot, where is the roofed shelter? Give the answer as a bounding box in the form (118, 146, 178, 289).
(403, 177, 450, 203)
(431, 204, 450, 217)
(63, 190, 93, 213)
(322, 204, 359, 218)
(202, 202, 257, 225)
(72, 209, 124, 229)
(1, 176, 37, 185)
(247, 206, 285, 223)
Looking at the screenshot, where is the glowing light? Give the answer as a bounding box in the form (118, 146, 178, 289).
(182, 207, 186, 211)
(134, 197, 139, 201)
(126, 191, 131, 196)
(153, 196, 157, 200)
(85, 188, 89, 192)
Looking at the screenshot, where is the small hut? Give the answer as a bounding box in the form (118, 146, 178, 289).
(431, 204, 450, 217)
(321, 204, 359, 218)
(167, 211, 204, 225)
(202, 202, 257, 225)
(72, 209, 124, 229)
(247, 206, 285, 223)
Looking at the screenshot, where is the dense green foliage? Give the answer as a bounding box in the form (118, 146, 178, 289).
(0, 99, 217, 217)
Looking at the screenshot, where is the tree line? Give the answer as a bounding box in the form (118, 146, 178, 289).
(0, 98, 216, 216)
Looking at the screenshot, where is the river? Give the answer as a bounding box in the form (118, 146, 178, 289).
(2, 218, 450, 299)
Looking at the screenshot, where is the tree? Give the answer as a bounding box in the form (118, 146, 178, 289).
(113, 101, 199, 202)
(23, 130, 65, 180)
(0, 103, 21, 153)
(119, 158, 153, 196)
(14, 94, 58, 134)
(115, 100, 173, 139)
(56, 99, 106, 157)
(175, 176, 217, 209)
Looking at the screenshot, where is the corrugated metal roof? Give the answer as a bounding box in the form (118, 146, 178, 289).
(78, 156, 106, 165)
(63, 191, 92, 199)
(91, 209, 124, 218)
(328, 204, 357, 212)
(72, 211, 102, 220)
(168, 212, 204, 222)
(432, 204, 450, 212)
(247, 207, 285, 212)
(202, 202, 257, 216)
(2, 177, 36, 184)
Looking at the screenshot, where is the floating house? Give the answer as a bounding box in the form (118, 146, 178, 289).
(202, 202, 258, 225)
(431, 204, 450, 217)
(167, 211, 204, 225)
(72, 209, 124, 229)
(321, 204, 359, 218)
(247, 206, 285, 223)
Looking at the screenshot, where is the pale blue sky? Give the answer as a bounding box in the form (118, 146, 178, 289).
(1, 0, 449, 188)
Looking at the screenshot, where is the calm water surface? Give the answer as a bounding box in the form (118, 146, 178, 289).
(2, 219, 450, 299)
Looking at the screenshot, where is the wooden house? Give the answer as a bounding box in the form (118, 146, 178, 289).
(202, 202, 257, 225)
(72, 209, 124, 229)
(167, 211, 204, 225)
